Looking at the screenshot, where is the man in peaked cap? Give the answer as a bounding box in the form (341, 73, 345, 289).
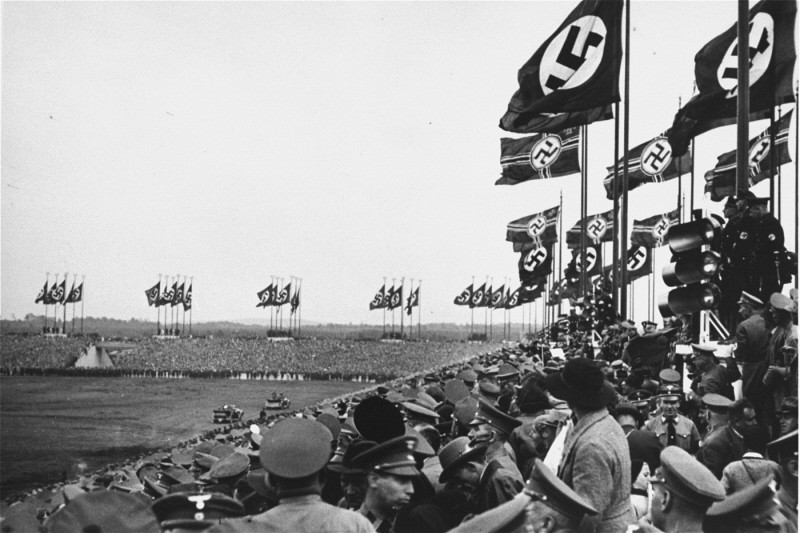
(328, 440, 376, 511)
(647, 446, 725, 533)
(545, 358, 633, 533)
(468, 397, 524, 511)
(689, 343, 735, 401)
(44, 491, 161, 533)
(748, 196, 786, 300)
(447, 459, 597, 533)
(437, 437, 486, 507)
(766, 293, 798, 430)
(213, 418, 373, 533)
(644, 384, 701, 454)
(352, 436, 420, 533)
(696, 397, 751, 479)
(734, 291, 772, 421)
(642, 320, 658, 334)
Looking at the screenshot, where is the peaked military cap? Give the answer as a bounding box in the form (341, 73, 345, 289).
(770, 292, 796, 312)
(650, 446, 724, 507)
(152, 492, 245, 529)
(738, 291, 764, 307)
(525, 458, 598, 519)
(705, 477, 777, 522)
(657, 384, 682, 400)
(458, 368, 478, 384)
(627, 389, 653, 408)
(469, 397, 522, 436)
(45, 491, 161, 533)
(453, 396, 479, 429)
(701, 393, 733, 412)
(354, 395, 406, 443)
(690, 344, 717, 357)
(478, 380, 501, 399)
(767, 428, 798, 460)
(658, 368, 681, 385)
(749, 196, 770, 206)
(402, 401, 440, 426)
(352, 435, 419, 477)
(497, 364, 519, 380)
(444, 379, 470, 404)
(327, 439, 377, 475)
(259, 418, 331, 478)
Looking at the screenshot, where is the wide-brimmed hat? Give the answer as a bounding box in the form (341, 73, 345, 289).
(545, 358, 615, 409)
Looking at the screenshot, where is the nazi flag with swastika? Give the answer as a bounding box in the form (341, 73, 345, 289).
(518, 243, 554, 283)
(497, 127, 580, 185)
(602, 134, 692, 200)
(668, 0, 796, 156)
(499, 0, 623, 133)
(566, 209, 614, 248)
(506, 205, 560, 246)
(631, 209, 679, 248)
(703, 109, 793, 202)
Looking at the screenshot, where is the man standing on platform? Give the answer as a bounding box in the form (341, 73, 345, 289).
(735, 292, 771, 426)
(747, 198, 786, 300)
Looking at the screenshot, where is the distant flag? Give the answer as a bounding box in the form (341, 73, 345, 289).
(470, 283, 486, 309)
(158, 283, 174, 307)
(256, 284, 273, 308)
(505, 286, 521, 309)
(35, 281, 49, 304)
(566, 209, 614, 248)
(405, 286, 419, 316)
(369, 285, 387, 310)
(547, 278, 578, 306)
(603, 134, 692, 200)
(520, 278, 546, 304)
(290, 287, 300, 314)
(65, 282, 83, 304)
(518, 243, 554, 283)
(489, 285, 506, 308)
(183, 284, 193, 311)
(669, 0, 796, 155)
(48, 279, 66, 304)
(631, 209, 679, 248)
(626, 245, 652, 282)
(499, 0, 623, 133)
(275, 283, 291, 306)
(172, 283, 184, 307)
(506, 206, 560, 246)
(704, 109, 794, 201)
(482, 285, 493, 307)
(497, 127, 580, 185)
(388, 285, 403, 310)
(454, 284, 473, 306)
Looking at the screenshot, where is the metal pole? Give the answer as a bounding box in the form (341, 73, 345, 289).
(383, 276, 387, 337)
(417, 279, 422, 339)
(613, 103, 620, 314)
(189, 276, 193, 336)
(620, 0, 631, 319)
(62, 272, 68, 332)
(44, 272, 50, 334)
(736, 0, 750, 193)
(400, 277, 405, 340)
(71, 273, 76, 334)
(80, 275, 85, 335)
(559, 190, 564, 316)
(580, 125, 588, 297)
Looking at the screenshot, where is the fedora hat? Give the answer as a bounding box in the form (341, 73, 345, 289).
(545, 358, 615, 409)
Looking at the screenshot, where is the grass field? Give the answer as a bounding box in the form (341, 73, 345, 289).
(0, 376, 367, 498)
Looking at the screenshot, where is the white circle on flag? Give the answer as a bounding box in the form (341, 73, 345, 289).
(586, 217, 608, 240)
(523, 246, 549, 272)
(540, 15, 607, 95)
(628, 246, 648, 271)
(748, 138, 771, 166)
(527, 216, 547, 238)
(576, 247, 598, 272)
(640, 138, 673, 177)
(652, 217, 671, 240)
(717, 12, 774, 98)
(529, 135, 563, 170)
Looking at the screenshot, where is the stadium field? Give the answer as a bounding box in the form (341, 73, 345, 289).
(0, 376, 367, 497)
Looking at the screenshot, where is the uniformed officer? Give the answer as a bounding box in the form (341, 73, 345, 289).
(747, 197, 786, 300)
(468, 397, 524, 511)
(717, 195, 749, 331)
(688, 344, 734, 401)
(446, 459, 597, 533)
(646, 446, 725, 533)
(207, 418, 374, 533)
(644, 384, 701, 454)
(767, 429, 798, 525)
(352, 436, 421, 533)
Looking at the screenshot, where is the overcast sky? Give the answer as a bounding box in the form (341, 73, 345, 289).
(2, 1, 797, 326)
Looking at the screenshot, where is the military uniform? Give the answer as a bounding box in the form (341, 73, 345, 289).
(750, 212, 786, 300)
(705, 477, 795, 533)
(644, 415, 700, 454)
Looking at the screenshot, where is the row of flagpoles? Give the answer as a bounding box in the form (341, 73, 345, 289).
(256, 276, 302, 336)
(368, 278, 421, 339)
(34, 273, 85, 334)
(476, 0, 797, 335)
(144, 275, 194, 336)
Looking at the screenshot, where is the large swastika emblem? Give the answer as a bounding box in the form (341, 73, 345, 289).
(523, 246, 549, 272)
(717, 13, 774, 98)
(527, 216, 547, 238)
(652, 217, 671, 240)
(540, 16, 607, 95)
(749, 138, 771, 166)
(586, 217, 608, 240)
(628, 246, 648, 271)
(530, 135, 563, 170)
(576, 247, 598, 272)
(641, 138, 673, 177)
(471, 290, 483, 305)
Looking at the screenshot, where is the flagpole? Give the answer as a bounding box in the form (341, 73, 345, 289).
(382, 276, 387, 337)
(613, 101, 621, 315)
(391, 277, 396, 338)
(417, 279, 422, 339)
(174, 273, 180, 335)
(71, 273, 77, 335)
(795, 85, 799, 288)
(580, 125, 588, 298)
(470, 275, 475, 339)
(489, 276, 493, 342)
(736, 0, 750, 194)
(484, 275, 489, 340)
(400, 277, 405, 340)
(43, 272, 50, 334)
(620, 0, 631, 320)
(189, 276, 194, 337)
(62, 271, 68, 333)
(80, 275, 85, 335)
(298, 277, 302, 337)
(558, 191, 564, 316)
(50, 273, 57, 332)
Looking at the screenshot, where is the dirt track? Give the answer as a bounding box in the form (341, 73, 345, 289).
(0, 376, 367, 497)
